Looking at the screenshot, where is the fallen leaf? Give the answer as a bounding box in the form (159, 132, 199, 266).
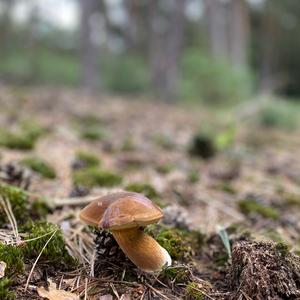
(37, 279, 79, 300)
(0, 261, 6, 278)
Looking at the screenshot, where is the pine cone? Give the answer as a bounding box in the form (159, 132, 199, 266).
(0, 162, 31, 190)
(94, 229, 126, 261)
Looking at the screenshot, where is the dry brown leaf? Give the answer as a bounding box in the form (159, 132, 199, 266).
(0, 261, 6, 278)
(37, 279, 79, 300)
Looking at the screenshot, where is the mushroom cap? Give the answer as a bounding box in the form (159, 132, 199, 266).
(79, 192, 163, 230)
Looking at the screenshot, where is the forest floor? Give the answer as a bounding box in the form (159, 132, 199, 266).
(0, 85, 299, 299)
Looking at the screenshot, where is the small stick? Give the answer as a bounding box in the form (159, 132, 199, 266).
(25, 229, 58, 291)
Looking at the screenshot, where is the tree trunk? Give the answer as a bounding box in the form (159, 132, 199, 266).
(228, 0, 250, 67)
(149, 0, 186, 101)
(259, 0, 278, 92)
(79, 0, 101, 92)
(204, 0, 250, 68)
(204, 0, 230, 61)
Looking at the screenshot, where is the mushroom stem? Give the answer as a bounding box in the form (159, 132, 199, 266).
(111, 227, 171, 272)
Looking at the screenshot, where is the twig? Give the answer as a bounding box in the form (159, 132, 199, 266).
(25, 229, 58, 291)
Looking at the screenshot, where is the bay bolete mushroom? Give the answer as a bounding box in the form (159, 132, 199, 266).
(79, 192, 171, 272)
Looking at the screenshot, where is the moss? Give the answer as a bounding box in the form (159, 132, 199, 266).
(0, 182, 29, 226)
(283, 192, 300, 207)
(75, 151, 101, 168)
(238, 199, 279, 220)
(80, 126, 105, 141)
(187, 170, 200, 183)
(185, 282, 204, 300)
(22, 221, 77, 268)
(156, 163, 174, 174)
(0, 244, 24, 277)
(126, 182, 159, 199)
(0, 182, 50, 225)
(274, 242, 290, 257)
(147, 225, 204, 260)
(161, 266, 190, 283)
(73, 167, 122, 188)
(0, 121, 45, 150)
(30, 199, 52, 219)
(125, 182, 165, 207)
(153, 134, 175, 150)
(217, 181, 236, 194)
(262, 228, 284, 243)
(0, 278, 16, 300)
(188, 131, 216, 159)
(77, 114, 103, 127)
(121, 137, 136, 151)
(21, 156, 56, 179)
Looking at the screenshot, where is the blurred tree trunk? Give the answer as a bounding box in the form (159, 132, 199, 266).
(228, 0, 250, 67)
(259, 0, 278, 92)
(204, 0, 249, 68)
(204, 0, 230, 61)
(79, 0, 101, 92)
(0, 0, 15, 53)
(149, 0, 186, 101)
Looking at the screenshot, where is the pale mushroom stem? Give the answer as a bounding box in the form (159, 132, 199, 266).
(111, 227, 171, 272)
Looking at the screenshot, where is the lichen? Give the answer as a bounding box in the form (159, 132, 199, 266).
(73, 167, 122, 188)
(21, 156, 56, 179)
(185, 282, 204, 300)
(22, 221, 77, 269)
(238, 199, 279, 220)
(0, 278, 16, 300)
(75, 151, 101, 168)
(0, 244, 24, 277)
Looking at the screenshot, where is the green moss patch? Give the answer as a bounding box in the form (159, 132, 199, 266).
(238, 199, 279, 220)
(75, 151, 101, 168)
(161, 266, 190, 284)
(73, 167, 122, 188)
(187, 170, 200, 183)
(147, 225, 204, 260)
(0, 182, 50, 226)
(0, 183, 29, 226)
(22, 221, 77, 268)
(185, 282, 204, 300)
(0, 121, 45, 150)
(0, 244, 24, 277)
(80, 126, 105, 141)
(0, 278, 16, 300)
(21, 156, 56, 179)
(125, 182, 166, 207)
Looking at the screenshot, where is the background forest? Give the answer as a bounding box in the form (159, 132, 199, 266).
(1, 0, 300, 104)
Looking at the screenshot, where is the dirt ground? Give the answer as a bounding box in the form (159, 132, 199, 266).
(0, 85, 299, 299)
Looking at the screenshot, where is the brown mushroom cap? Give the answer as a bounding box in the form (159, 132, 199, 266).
(79, 192, 163, 230)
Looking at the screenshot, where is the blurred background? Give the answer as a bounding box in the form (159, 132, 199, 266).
(0, 0, 300, 107)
